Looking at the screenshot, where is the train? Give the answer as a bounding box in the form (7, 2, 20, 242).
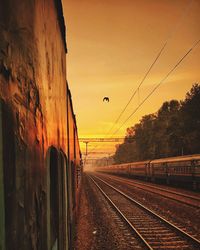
(0, 0, 82, 249)
(96, 154, 200, 189)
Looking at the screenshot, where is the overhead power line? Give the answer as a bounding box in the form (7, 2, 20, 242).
(106, 41, 168, 135)
(111, 38, 200, 137)
(105, 0, 193, 137)
(87, 0, 193, 155)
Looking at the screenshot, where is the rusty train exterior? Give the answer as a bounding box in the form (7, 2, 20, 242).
(0, 0, 81, 249)
(96, 154, 200, 189)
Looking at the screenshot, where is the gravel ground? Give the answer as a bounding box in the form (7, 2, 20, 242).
(74, 174, 144, 250)
(94, 173, 200, 240)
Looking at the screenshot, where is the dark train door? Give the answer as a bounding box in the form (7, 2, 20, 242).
(66, 160, 73, 248)
(47, 147, 68, 250)
(48, 147, 59, 250)
(0, 99, 5, 250)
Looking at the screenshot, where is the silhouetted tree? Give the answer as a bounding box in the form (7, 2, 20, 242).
(156, 100, 181, 157)
(113, 84, 200, 164)
(180, 83, 200, 154)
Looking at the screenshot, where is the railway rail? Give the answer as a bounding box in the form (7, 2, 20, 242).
(96, 173, 200, 209)
(88, 173, 200, 250)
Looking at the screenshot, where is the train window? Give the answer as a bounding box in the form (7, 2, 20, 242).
(70, 161, 76, 209)
(65, 156, 72, 249)
(196, 160, 200, 166)
(0, 100, 5, 250)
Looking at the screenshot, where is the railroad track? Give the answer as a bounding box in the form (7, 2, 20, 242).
(96, 173, 200, 209)
(88, 174, 200, 250)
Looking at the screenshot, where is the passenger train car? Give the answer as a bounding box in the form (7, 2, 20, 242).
(0, 0, 81, 249)
(96, 154, 200, 189)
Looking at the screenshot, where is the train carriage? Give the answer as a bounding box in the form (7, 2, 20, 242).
(129, 161, 150, 180)
(151, 155, 200, 187)
(96, 155, 200, 190)
(0, 0, 82, 249)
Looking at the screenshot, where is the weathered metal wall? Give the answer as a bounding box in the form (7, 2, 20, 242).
(0, 0, 69, 249)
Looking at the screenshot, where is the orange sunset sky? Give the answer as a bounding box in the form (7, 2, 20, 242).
(63, 0, 200, 157)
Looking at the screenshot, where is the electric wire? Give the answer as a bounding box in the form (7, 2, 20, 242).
(86, 0, 194, 159)
(111, 38, 200, 137)
(88, 36, 200, 157)
(105, 0, 193, 137)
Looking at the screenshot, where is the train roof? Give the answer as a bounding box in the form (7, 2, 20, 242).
(105, 160, 150, 168)
(151, 154, 200, 164)
(128, 160, 150, 165)
(54, 0, 67, 53)
(98, 154, 200, 169)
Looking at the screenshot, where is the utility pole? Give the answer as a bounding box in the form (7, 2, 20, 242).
(83, 141, 89, 156)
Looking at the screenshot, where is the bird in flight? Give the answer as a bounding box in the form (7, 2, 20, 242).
(103, 97, 109, 102)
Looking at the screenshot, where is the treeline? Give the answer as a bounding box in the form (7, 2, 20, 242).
(114, 84, 200, 164)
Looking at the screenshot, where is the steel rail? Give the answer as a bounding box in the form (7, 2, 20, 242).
(88, 174, 153, 250)
(92, 174, 200, 248)
(98, 173, 200, 208)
